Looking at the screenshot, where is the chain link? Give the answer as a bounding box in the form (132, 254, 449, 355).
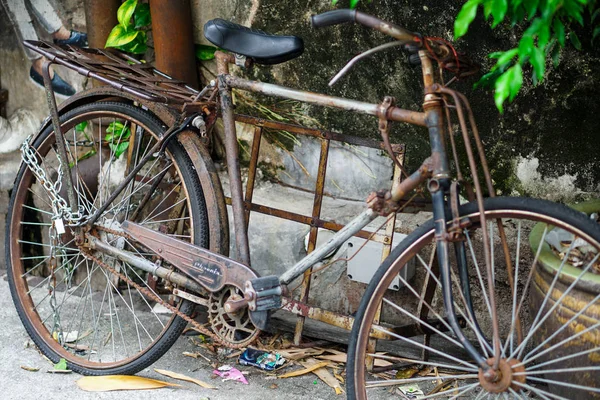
(47, 224, 63, 344)
(21, 137, 85, 224)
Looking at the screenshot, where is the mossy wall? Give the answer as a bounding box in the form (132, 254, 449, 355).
(195, 0, 600, 198)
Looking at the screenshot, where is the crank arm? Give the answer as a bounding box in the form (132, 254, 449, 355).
(122, 221, 259, 293)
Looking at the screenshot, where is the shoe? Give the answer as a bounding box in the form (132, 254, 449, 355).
(53, 30, 88, 48)
(30, 66, 76, 97)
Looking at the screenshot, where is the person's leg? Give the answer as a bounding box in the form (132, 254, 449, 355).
(25, 0, 62, 35)
(0, 0, 44, 61)
(27, 0, 87, 47)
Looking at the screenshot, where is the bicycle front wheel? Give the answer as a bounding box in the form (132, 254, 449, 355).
(6, 101, 210, 375)
(348, 197, 600, 399)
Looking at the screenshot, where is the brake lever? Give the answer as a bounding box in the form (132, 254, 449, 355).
(328, 40, 406, 86)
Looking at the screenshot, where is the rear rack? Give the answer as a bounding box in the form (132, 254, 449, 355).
(24, 40, 215, 113)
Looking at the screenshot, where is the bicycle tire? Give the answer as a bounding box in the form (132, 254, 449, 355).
(6, 101, 210, 375)
(348, 196, 600, 399)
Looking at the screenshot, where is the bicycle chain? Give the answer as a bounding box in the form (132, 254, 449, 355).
(81, 225, 252, 349)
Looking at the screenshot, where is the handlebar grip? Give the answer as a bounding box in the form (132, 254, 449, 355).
(311, 9, 357, 28)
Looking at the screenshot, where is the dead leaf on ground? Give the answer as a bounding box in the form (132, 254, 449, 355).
(277, 348, 324, 360)
(316, 354, 347, 363)
(20, 366, 39, 372)
(277, 361, 330, 378)
(270, 383, 279, 389)
(154, 368, 216, 389)
(300, 359, 343, 395)
(76, 375, 180, 392)
(182, 351, 211, 363)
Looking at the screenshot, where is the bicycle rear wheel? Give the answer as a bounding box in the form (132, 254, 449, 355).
(6, 101, 210, 375)
(348, 197, 600, 399)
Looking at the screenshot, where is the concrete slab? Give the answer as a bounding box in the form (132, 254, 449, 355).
(0, 276, 341, 400)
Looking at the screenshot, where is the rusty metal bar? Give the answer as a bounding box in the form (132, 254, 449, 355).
(149, 0, 198, 88)
(234, 114, 405, 152)
(366, 150, 404, 370)
(294, 138, 330, 345)
(84, 0, 120, 50)
(244, 126, 263, 230)
(226, 75, 427, 127)
(225, 197, 391, 244)
(217, 53, 251, 265)
(281, 297, 423, 341)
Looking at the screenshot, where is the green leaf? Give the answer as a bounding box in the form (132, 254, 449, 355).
(483, 0, 493, 18)
(454, 0, 481, 39)
(350, 0, 360, 8)
(195, 44, 218, 61)
(523, 0, 539, 18)
(530, 46, 545, 81)
(117, 0, 137, 29)
(593, 26, 600, 45)
(524, 17, 542, 36)
(75, 121, 88, 132)
(551, 43, 561, 66)
(106, 121, 124, 134)
(109, 142, 130, 158)
(493, 48, 519, 69)
(570, 31, 582, 50)
(105, 25, 140, 48)
(494, 70, 511, 113)
(331, 0, 339, 5)
(592, 8, 600, 23)
(54, 358, 68, 371)
(518, 36, 534, 59)
(537, 23, 550, 48)
(134, 3, 151, 29)
(509, 64, 523, 101)
(553, 18, 565, 47)
(511, 5, 526, 26)
(474, 68, 503, 89)
(563, 0, 584, 25)
(118, 34, 148, 54)
(488, 51, 505, 59)
(491, 0, 508, 27)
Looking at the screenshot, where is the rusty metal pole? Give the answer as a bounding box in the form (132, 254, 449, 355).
(84, 0, 120, 49)
(149, 0, 199, 88)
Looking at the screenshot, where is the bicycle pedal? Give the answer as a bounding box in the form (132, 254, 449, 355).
(246, 275, 282, 312)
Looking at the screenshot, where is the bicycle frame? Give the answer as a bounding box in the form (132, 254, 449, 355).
(28, 40, 501, 375)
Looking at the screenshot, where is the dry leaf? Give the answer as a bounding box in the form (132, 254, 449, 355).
(270, 383, 278, 389)
(76, 375, 180, 392)
(20, 366, 39, 372)
(154, 368, 216, 389)
(276, 348, 324, 360)
(300, 359, 343, 395)
(316, 354, 347, 363)
(277, 361, 330, 378)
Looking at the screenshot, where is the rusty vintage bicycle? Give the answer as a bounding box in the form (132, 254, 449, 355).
(6, 8, 600, 399)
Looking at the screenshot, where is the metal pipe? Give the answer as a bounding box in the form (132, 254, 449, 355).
(41, 60, 78, 215)
(149, 0, 198, 87)
(84, 0, 120, 49)
(217, 70, 251, 265)
(87, 235, 206, 294)
(280, 208, 377, 285)
(225, 75, 427, 127)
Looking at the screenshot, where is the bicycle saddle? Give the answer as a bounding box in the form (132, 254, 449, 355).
(204, 19, 304, 65)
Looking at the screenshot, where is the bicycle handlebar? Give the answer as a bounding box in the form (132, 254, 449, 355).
(311, 9, 418, 44)
(311, 9, 357, 28)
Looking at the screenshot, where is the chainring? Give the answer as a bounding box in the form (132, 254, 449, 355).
(207, 285, 260, 347)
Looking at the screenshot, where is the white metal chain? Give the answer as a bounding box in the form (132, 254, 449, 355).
(20, 137, 85, 225)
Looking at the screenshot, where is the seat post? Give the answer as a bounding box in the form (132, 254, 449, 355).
(215, 51, 252, 265)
